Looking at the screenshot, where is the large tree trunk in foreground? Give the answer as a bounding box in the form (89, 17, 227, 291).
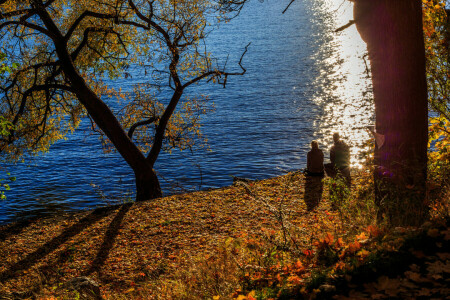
(354, 0, 428, 226)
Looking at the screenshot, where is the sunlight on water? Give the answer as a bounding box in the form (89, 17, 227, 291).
(307, 0, 374, 168)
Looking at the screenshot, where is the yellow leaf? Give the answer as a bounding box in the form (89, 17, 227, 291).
(357, 249, 370, 259)
(356, 232, 368, 240)
(247, 290, 256, 300)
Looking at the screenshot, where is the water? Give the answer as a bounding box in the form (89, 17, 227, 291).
(0, 0, 373, 224)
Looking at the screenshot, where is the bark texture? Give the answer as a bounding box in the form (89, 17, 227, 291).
(354, 0, 428, 226)
(135, 166, 162, 202)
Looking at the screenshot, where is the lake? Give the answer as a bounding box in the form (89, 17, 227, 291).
(0, 0, 373, 224)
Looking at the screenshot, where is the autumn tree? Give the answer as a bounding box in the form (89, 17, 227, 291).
(353, 0, 429, 226)
(0, 51, 16, 200)
(423, 0, 450, 135)
(0, 52, 14, 136)
(423, 0, 450, 196)
(0, 0, 248, 201)
(423, 0, 450, 123)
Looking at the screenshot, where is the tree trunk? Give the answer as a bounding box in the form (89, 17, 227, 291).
(135, 166, 162, 202)
(36, 5, 163, 201)
(354, 0, 428, 226)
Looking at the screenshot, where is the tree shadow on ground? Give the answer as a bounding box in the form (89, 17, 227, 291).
(84, 203, 132, 277)
(0, 208, 111, 282)
(304, 175, 324, 211)
(0, 218, 36, 242)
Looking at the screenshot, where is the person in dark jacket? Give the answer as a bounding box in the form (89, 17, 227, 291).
(330, 133, 350, 169)
(325, 133, 351, 184)
(306, 140, 324, 176)
(305, 140, 324, 210)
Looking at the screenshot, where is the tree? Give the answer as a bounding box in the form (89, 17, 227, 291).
(353, 0, 429, 226)
(0, 51, 16, 199)
(0, 0, 248, 201)
(277, 0, 429, 225)
(423, 0, 450, 124)
(423, 0, 450, 198)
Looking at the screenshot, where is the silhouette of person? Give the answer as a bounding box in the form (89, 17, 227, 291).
(304, 141, 324, 211)
(325, 133, 351, 184)
(306, 140, 324, 177)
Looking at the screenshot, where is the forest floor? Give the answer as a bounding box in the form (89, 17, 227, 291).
(0, 171, 448, 299)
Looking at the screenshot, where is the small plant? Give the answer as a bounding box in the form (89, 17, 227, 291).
(0, 114, 16, 200)
(0, 172, 16, 200)
(325, 174, 350, 211)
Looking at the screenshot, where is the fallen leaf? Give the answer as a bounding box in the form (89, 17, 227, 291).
(427, 228, 440, 238)
(404, 271, 422, 282)
(436, 252, 450, 260)
(427, 260, 448, 275)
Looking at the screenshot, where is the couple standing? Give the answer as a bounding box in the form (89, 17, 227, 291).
(306, 133, 351, 182)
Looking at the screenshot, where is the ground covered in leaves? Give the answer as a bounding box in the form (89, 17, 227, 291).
(0, 171, 448, 299)
(0, 172, 319, 298)
(307, 220, 450, 300)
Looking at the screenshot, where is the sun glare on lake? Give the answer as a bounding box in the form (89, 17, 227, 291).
(307, 0, 374, 168)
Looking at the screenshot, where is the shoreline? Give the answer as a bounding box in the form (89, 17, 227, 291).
(0, 171, 306, 228)
(0, 171, 318, 296)
(0, 169, 310, 228)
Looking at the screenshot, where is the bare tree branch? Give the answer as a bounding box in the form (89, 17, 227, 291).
(0, 9, 31, 20)
(183, 42, 250, 88)
(335, 20, 355, 33)
(128, 116, 158, 140)
(0, 20, 53, 37)
(65, 10, 116, 40)
(7, 83, 74, 143)
(282, 0, 296, 14)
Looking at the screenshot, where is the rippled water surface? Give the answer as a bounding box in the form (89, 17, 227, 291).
(1, 0, 373, 224)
